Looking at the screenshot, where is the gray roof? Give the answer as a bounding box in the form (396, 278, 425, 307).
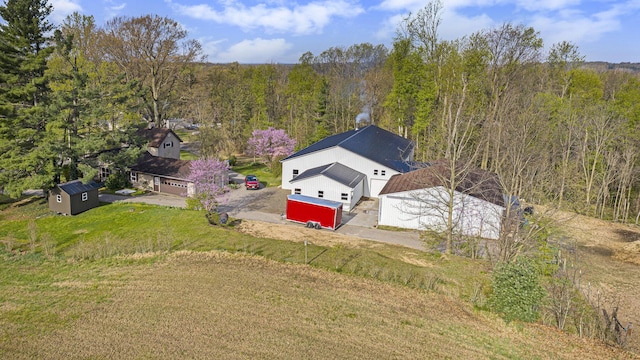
(282, 125, 414, 173)
(290, 163, 365, 188)
(58, 180, 101, 195)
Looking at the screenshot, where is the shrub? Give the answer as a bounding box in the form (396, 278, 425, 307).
(105, 172, 129, 190)
(488, 258, 545, 323)
(228, 154, 237, 167)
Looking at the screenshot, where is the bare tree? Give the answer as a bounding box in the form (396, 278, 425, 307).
(99, 15, 203, 126)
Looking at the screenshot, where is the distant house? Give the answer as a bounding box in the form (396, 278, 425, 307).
(130, 152, 195, 197)
(281, 125, 415, 208)
(49, 180, 101, 215)
(137, 127, 182, 160)
(378, 160, 508, 240)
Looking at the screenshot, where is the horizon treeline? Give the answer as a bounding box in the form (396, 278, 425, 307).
(0, 0, 639, 222)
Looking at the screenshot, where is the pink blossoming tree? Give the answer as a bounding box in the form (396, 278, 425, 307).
(246, 128, 296, 171)
(188, 159, 230, 213)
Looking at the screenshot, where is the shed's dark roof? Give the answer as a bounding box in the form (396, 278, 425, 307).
(379, 159, 505, 207)
(131, 152, 192, 180)
(57, 180, 101, 195)
(282, 125, 414, 172)
(137, 128, 182, 148)
(290, 162, 365, 188)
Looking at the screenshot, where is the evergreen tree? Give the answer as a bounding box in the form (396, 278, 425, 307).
(0, 0, 55, 197)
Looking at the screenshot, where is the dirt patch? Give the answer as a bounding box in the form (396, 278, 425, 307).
(235, 219, 371, 249)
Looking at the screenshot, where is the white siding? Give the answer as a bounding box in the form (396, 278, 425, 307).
(291, 175, 363, 212)
(282, 147, 399, 198)
(378, 186, 504, 239)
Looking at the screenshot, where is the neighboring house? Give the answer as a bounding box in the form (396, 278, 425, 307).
(281, 125, 415, 205)
(49, 180, 101, 215)
(137, 127, 182, 160)
(130, 152, 195, 197)
(289, 162, 365, 212)
(97, 127, 182, 182)
(378, 160, 508, 240)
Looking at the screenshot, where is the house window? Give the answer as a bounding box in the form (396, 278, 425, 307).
(81, 192, 88, 202)
(100, 167, 111, 181)
(341, 193, 348, 200)
(130, 172, 137, 182)
(381, 170, 386, 176)
(318, 191, 324, 198)
(294, 188, 301, 194)
(164, 141, 173, 148)
(373, 170, 378, 175)
(293, 169, 299, 176)
(56, 194, 62, 203)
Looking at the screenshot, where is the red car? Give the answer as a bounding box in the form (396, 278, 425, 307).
(244, 175, 260, 190)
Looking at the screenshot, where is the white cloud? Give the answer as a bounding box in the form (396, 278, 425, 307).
(207, 38, 294, 63)
(166, 0, 364, 35)
(104, 1, 127, 19)
(50, 0, 82, 23)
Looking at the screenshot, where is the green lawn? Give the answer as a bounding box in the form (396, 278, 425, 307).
(232, 157, 281, 188)
(180, 150, 199, 160)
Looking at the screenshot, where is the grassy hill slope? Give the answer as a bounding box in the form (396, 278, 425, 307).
(0, 196, 638, 359)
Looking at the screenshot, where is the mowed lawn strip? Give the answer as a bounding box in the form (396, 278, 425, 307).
(4, 251, 630, 360)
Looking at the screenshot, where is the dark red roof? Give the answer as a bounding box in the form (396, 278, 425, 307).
(131, 152, 191, 180)
(137, 128, 182, 148)
(379, 159, 505, 207)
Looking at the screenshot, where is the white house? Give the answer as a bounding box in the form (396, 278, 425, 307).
(378, 160, 508, 240)
(281, 125, 415, 206)
(289, 162, 365, 211)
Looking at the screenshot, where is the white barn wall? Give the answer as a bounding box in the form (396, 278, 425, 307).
(291, 175, 364, 212)
(282, 148, 400, 198)
(379, 186, 505, 239)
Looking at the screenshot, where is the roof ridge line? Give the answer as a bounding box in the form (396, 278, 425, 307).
(337, 124, 370, 147)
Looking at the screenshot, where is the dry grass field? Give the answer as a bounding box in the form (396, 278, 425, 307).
(2, 251, 635, 360)
(1, 194, 639, 359)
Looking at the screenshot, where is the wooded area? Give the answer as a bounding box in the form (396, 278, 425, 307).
(0, 0, 639, 223)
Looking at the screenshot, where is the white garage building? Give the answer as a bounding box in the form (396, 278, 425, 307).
(378, 161, 508, 240)
(281, 125, 415, 208)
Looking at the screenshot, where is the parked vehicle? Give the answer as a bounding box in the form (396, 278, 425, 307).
(244, 175, 260, 190)
(285, 194, 343, 230)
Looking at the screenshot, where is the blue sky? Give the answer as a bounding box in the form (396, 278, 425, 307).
(49, 0, 640, 64)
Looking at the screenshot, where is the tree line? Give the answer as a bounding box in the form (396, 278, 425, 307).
(0, 0, 639, 223)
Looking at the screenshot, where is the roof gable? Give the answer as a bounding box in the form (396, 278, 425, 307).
(290, 162, 365, 188)
(282, 125, 414, 172)
(131, 152, 192, 180)
(379, 159, 505, 207)
(137, 128, 182, 148)
(57, 180, 101, 195)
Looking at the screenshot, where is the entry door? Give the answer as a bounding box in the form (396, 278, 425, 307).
(154, 177, 160, 191)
